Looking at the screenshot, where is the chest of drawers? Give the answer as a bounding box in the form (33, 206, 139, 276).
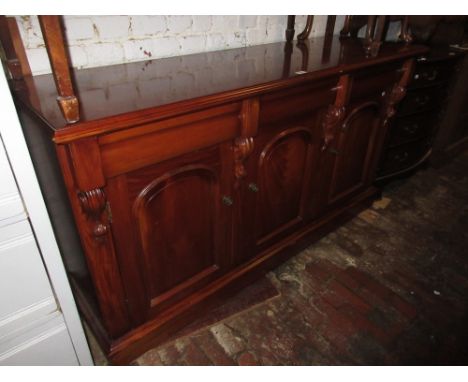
(377, 48, 461, 179)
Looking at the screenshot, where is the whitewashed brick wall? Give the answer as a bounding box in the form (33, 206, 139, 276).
(15, 15, 346, 75)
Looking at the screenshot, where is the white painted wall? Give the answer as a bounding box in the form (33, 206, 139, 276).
(15, 15, 346, 75)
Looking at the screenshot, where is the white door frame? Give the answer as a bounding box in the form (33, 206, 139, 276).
(0, 69, 93, 365)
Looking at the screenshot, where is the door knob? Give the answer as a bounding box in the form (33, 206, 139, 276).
(222, 196, 234, 206)
(248, 183, 259, 193)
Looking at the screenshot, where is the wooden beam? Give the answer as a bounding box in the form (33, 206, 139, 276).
(38, 15, 80, 124)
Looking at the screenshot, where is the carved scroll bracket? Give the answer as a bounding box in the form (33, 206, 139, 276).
(381, 59, 414, 127)
(321, 75, 350, 152)
(321, 104, 346, 151)
(78, 188, 109, 240)
(234, 137, 254, 182)
(382, 84, 406, 126)
(233, 98, 259, 187)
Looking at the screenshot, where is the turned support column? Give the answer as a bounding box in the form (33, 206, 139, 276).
(38, 15, 80, 124)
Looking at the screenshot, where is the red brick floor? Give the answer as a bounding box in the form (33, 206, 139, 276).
(87, 150, 468, 365)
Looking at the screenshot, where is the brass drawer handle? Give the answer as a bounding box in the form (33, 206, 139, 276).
(248, 183, 259, 193)
(414, 94, 430, 106)
(403, 123, 419, 135)
(222, 196, 234, 206)
(394, 151, 409, 163)
(424, 69, 438, 81)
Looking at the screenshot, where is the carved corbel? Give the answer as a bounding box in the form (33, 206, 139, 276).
(381, 59, 414, 127)
(233, 98, 258, 187)
(382, 84, 407, 126)
(321, 104, 346, 151)
(78, 188, 109, 240)
(233, 136, 254, 182)
(322, 75, 350, 151)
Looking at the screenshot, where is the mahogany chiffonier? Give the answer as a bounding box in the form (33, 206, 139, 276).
(10, 31, 427, 363)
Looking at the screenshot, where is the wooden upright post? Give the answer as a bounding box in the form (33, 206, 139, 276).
(0, 16, 23, 80)
(38, 15, 80, 124)
(286, 15, 296, 42)
(297, 16, 314, 41)
(399, 16, 413, 43)
(325, 15, 337, 38)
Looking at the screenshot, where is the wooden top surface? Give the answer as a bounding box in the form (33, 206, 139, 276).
(13, 37, 428, 143)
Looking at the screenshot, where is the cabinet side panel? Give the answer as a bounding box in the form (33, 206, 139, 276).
(14, 105, 89, 280)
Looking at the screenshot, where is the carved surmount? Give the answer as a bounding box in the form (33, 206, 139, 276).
(78, 188, 109, 239)
(233, 136, 254, 180)
(321, 104, 346, 151)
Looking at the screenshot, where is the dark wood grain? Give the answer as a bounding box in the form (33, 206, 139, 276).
(13, 37, 427, 141)
(55, 145, 131, 338)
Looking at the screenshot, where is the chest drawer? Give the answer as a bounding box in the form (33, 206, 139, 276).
(99, 103, 241, 177)
(411, 60, 454, 88)
(259, 78, 337, 127)
(389, 112, 438, 146)
(398, 86, 443, 116)
(379, 138, 431, 175)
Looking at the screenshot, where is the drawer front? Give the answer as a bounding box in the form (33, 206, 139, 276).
(99, 103, 241, 177)
(259, 78, 337, 127)
(379, 138, 431, 175)
(349, 63, 401, 102)
(411, 60, 453, 88)
(389, 112, 438, 146)
(398, 87, 443, 116)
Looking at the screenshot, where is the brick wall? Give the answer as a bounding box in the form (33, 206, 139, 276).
(15, 15, 346, 75)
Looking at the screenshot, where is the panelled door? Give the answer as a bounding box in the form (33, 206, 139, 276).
(235, 123, 317, 264)
(326, 100, 382, 205)
(105, 143, 233, 324)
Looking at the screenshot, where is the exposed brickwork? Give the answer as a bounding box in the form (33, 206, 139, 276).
(87, 149, 468, 365)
